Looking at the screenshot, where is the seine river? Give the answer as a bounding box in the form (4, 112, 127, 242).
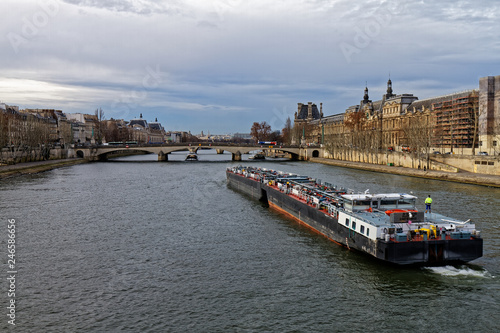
(1, 150, 499, 332)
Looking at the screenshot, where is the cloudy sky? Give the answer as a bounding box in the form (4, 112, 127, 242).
(1, 0, 499, 134)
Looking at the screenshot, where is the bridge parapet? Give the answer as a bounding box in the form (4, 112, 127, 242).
(75, 143, 323, 161)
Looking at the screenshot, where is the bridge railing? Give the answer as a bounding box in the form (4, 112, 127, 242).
(94, 142, 303, 149)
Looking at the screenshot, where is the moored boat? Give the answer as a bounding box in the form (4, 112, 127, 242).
(248, 152, 266, 160)
(226, 166, 483, 266)
(185, 152, 198, 161)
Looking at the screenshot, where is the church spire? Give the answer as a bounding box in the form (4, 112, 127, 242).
(363, 85, 370, 104)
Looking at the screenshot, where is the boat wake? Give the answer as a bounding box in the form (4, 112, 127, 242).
(423, 265, 491, 278)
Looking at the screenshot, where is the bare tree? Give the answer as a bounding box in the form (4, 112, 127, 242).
(281, 117, 292, 145)
(470, 91, 480, 156)
(0, 111, 9, 149)
(401, 112, 432, 169)
(250, 121, 272, 142)
(58, 120, 73, 147)
(344, 111, 366, 161)
(94, 108, 105, 144)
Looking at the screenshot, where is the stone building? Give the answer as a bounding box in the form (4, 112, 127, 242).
(304, 79, 421, 151)
(102, 118, 130, 143)
(296, 77, 493, 155)
(23, 109, 64, 143)
(293, 102, 323, 144)
(148, 118, 166, 144)
(66, 113, 98, 144)
(129, 114, 166, 144)
(129, 114, 149, 143)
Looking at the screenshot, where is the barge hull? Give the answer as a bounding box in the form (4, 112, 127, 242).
(226, 171, 265, 201)
(377, 238, 483, 265)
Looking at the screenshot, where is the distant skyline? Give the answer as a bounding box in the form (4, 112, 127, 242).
(1, 0, 499, 134)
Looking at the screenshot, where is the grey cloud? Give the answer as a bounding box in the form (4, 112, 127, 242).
(2, 0, 500, 133)
(61, 0, 184, 15)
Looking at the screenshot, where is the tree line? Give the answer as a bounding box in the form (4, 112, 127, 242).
(250, 117, 293, 144)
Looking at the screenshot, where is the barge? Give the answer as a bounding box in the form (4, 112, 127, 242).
(226, 166, 483, 266)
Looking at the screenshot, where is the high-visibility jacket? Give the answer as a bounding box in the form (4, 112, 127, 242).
(425, 197, 433, 204)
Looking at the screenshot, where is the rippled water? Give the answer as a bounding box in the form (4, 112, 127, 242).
(1, 150, 499, 332)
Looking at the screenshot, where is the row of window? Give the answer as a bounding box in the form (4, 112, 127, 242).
(479, 141, 498, 146)
(345, 218, 370, 237)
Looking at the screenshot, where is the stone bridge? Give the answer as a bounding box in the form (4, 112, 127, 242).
(75, 143, 325, 161)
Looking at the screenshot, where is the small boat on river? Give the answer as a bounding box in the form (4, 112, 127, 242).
(185, 152, 198, 161)
(248, 152, 266, 160)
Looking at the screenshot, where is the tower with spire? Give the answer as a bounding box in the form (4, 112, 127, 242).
(386, 77, 394, 99)
(362, 84, 371, 105)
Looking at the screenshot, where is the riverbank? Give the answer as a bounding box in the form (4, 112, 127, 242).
(0, 159, 88, 180)
(310, 158, 500, 188)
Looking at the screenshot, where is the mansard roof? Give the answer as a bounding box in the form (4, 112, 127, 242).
(149, 122, 164, 131)
(322, 113, 345, 123)
(129, 119, 148, 128)
(406, 99, 434, 113)
(406, 90, 475, 112)
(297, 103, 320, 120)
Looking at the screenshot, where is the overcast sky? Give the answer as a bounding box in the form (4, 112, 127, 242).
(1, 0, 499, 134)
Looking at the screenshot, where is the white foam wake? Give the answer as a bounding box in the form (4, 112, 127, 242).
(423, 265, 491, 278)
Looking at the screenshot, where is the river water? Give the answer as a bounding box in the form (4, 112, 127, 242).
(1, 150, 499, 332)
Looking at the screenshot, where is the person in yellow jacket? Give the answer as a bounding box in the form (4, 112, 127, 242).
(425, 195, 433, 213)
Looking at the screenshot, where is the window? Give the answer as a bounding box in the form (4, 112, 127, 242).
(494, 141, 497, 147)
(360, 225, 365, 234)
(367, 228, 370, 237)
(345, 218, 349, 227)
(352, 221, 356, 231)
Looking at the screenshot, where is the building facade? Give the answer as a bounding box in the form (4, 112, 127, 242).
(295, 76, 497, 156)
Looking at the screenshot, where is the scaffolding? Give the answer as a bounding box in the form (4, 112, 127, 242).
(432, 92, 478, 149)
